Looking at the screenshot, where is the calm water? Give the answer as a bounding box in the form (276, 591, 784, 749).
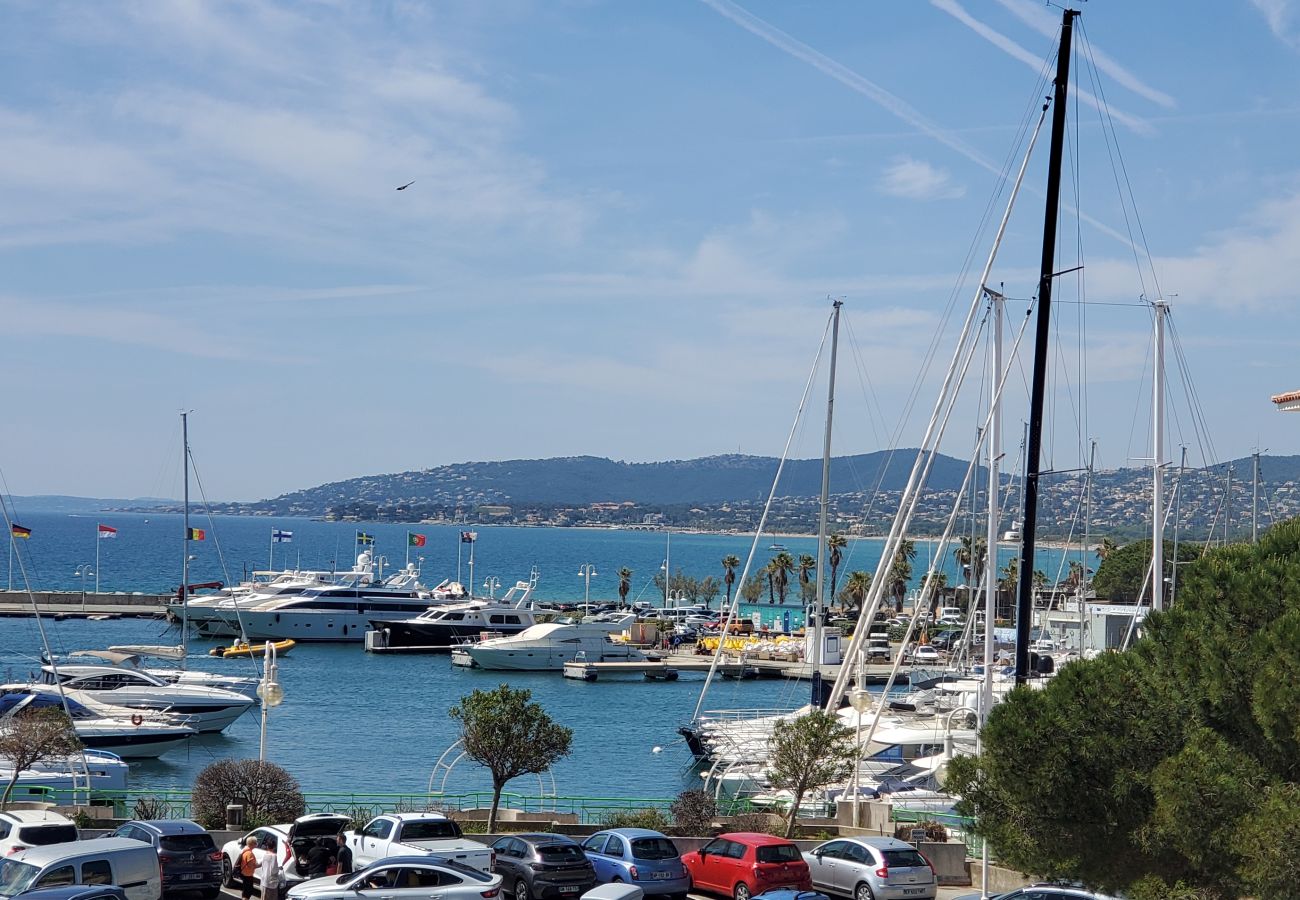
(0, 515, 1083, 799)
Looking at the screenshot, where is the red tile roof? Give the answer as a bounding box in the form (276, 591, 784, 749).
(1272, 390, 1300, 405)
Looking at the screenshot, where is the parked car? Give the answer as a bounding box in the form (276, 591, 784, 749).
(951, 886, 1122, 900)
(110, 821, 221, 899)
(285, 856, 502, 900)
(803, 837, 936, 900)
(491, 834, 596, 900)
(907, 646, 943, 664)
(0, 838, 162, 900)
(346, 813, 492, 872)
(220, 813, 351, 889)
(751, 891, 830, 900)
(581, 829, 688, 899)
(580, 886, 643, 900)
(10, 888, 128, 900)
(865, 639, 891, 662)
(0, 812, 79, 858)
(681, 833, 811, 900)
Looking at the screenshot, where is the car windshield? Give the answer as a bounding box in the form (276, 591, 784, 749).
(401, 821, 461, 841)
(19, 825, 79, 846)
(756, 845, 801, 863)
(630, 838, 678, 861)
(162, 834, 217, 852)
(0, 860, 39, 898)
(538, 846, 586, 864)
(881, 849, 928, 868)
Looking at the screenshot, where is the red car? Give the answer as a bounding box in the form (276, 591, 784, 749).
(682, 833, 812, 900)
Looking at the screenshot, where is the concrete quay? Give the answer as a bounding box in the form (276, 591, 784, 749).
(0, 590, 170, 618)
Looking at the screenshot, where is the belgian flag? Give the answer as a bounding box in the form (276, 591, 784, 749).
(186, 527, 206, 541)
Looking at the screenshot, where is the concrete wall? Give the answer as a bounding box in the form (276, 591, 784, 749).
(0, 591, 170, 607)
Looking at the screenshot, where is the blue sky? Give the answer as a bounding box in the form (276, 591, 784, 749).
(3, 0, 1300, 501)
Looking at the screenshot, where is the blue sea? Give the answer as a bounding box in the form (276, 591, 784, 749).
(0, 514, 1085, 801)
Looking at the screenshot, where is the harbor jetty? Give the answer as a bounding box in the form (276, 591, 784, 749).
(0, 590, 170, 618)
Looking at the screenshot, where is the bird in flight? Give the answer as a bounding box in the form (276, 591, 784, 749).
(396, 181, 415, 191)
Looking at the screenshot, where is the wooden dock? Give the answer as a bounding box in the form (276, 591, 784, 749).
(561, 654, 908, 684)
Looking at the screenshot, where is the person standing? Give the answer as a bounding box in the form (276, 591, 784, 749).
(239, 837, 259, 900)
(335, 833, 353, 876)
(259, 842, 284, 900)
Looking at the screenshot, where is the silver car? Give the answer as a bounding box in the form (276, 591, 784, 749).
(802, 838, 935, 900)
(951, 886, 1122, 900)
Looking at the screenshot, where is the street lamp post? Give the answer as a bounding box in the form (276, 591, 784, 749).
(257, 642, 285, 761)
(483, 577, 501, 600)
(577, 564, 598, 606)
(74, 565, 94, 613)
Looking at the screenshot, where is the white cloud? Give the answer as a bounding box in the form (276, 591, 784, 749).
(878, 158, 966, 201)
(1252, 0, 1300, 48)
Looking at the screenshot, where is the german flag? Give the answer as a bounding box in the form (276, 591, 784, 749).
(186, 527, 206, 541)
(10, 524, 31, 539)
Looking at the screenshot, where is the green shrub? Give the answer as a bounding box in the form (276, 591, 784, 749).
(602, 808, 671, 831)
(670, 790, 717, 836)
(190, 759, 305, 830)
(893, 820, 949, 842)
(723, 812, 784, 836)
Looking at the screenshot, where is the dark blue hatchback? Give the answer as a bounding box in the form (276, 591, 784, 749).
(110, 821, 221, 898)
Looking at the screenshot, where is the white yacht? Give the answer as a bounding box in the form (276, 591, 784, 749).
(365, 576, 539, 653)
(37, 664, 256, 733)
(72, 650, 261, 699)
(237, 553, 440, 642)
(458, 613, 646, 671)
(181, 570, 339, 638)
(0, 749, 129, 805)
(0, 687, 196, 758)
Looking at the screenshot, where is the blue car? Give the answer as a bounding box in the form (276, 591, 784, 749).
(14, 889, 128, 900)
(580, 830, 688, 900)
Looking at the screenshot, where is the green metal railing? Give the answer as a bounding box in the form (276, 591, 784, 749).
(85, 788, 759, 826)
(890, 808, 988, 859)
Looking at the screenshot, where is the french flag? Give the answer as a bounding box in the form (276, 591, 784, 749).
(97, 524, 117, 539)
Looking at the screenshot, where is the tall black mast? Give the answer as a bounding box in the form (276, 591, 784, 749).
(1015, 7, 1078, 686)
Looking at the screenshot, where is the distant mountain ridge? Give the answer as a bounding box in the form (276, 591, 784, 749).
(8, 495, 178, 514)
(245, 450, 975, 513)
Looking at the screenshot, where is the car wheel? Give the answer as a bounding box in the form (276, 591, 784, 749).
(612, 877, 623, 883)
(854, 882, 875, 900)
(515, 879, 531, 900)
(222, 857, 235, 888)
(734, 883, 751, 900)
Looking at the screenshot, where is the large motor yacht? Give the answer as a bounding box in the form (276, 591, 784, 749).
(0, 687, 196, 758)
(180, 569, 339, 638)
(365, 575, 539, 653)
(236, 552, 452, 642)
(456, 613, 648, 671)
(37, 664, 256, 733)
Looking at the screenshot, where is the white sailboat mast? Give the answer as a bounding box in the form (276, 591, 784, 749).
(981, 289, 1002, 723)
(1152, 302, 1167, 611)
(181, 412, 191, 661)
(811, 299, 842, 668)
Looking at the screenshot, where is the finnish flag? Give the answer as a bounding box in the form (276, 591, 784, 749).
(272, 529, 294, 543)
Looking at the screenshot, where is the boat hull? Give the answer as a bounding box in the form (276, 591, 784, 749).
(465, 645, 648, 671)
(366, 620, 530, 652)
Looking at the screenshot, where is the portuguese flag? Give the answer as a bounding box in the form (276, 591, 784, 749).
(186, 527, 206, 541)
(408, 533, 427, 547)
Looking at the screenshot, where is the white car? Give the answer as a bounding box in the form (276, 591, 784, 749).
(221, 813, 351, 888)
(908, 645, 944, 664)
(287, 856, 502, 900)
(0, 810, 78, 856)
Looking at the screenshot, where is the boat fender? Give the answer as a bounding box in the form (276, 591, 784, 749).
(131, 714, 143, 726)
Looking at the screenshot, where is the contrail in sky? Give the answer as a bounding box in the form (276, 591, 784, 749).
(993, 0, 1176, 109)
(698, 0, 1140, 251)
(931, 0, 1153, 135)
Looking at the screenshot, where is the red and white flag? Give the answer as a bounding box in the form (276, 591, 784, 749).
(97, 524, 118, 539)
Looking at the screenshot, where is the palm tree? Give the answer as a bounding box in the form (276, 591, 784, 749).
(888, 540, 914, 613)
(953, 536, 988, 591)
(838, 570, 872, 614)
(617, 567, 632, 608)
(999, 557, 1020, 594)
(797, 554, 816, 604)
(827, 533, 848, 601)
(771, 552, 795, 605)
(1096, 536, 1119, 562)
(721, 555, 740, 609)
(1066, 560, 1085, 591)
(765, 564, 776, 604)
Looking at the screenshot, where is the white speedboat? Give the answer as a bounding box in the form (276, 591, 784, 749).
(366, 576, 539, 652)
(238, 554, 455, 642)
(37, 664, 256, 733)
(461, 613, 646, 671)
(0, 687, 196, 758)
(1, 749, 129, 805)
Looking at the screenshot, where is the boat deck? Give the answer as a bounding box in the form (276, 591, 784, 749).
(562, 653, 908, 684)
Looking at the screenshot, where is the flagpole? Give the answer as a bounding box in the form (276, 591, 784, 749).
(405, 532, 410, 568)
(468, 534, 476, 600)
(269, 528, 274, 572)
(95, 525, 101, 594)
(457, 537, 463, 588)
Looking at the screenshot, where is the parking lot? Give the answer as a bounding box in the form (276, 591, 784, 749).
(216, 883, 986, 900)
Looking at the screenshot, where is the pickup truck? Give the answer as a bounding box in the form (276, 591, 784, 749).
(346, 813, 494, 873)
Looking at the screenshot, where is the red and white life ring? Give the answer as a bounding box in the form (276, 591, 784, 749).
(130, 714, 144, 726)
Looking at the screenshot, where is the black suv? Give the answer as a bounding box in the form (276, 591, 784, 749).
(111, 819, 222, 898)
(491, 833, 596, 900)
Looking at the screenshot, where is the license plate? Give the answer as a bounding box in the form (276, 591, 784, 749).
(181, 874, 205, 881)
(558, 888, 581, 894)
(651, 873, 672, 880)
(902, 890, 925, 896)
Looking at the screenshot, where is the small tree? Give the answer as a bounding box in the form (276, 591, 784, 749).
(0, 708, 82, 809)
(670, 789, 717, 836)
(191, 759, 305, 829)
(449, 685, 573, 832)
(766, 710, 855, 837)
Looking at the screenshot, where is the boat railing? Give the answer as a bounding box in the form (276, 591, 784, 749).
(693, 707, 803, 724)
